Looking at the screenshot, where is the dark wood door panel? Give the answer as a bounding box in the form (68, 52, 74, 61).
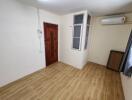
(44, 23, 58, 66)
(107, 50, 124, 71)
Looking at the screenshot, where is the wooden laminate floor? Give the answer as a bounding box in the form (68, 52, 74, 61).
(0, 62, 124, 100)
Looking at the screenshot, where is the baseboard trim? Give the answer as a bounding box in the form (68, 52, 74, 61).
(87, 61, 106, 67)
(59, 61, 83, 70)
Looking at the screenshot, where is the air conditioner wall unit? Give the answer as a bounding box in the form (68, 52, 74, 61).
(101, 16, 126, 25)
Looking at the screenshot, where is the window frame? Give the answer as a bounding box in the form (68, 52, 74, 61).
(84, 15, 91, 50)
(72, 14, 84, 51)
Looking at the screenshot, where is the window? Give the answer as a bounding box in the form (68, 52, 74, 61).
(72, 14, 84, 50)
(84, 15, 91, 49)
(120, 30, 132, 77)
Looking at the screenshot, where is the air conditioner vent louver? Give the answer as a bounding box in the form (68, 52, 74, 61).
(101, 16, 126, 25)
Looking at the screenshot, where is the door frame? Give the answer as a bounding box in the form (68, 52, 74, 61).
(43, 22, 58, 66)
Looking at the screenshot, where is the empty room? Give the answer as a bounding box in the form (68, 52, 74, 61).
(0, 0, 132, 100)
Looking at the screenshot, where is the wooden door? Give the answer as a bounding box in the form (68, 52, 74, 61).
(107, 50, 124, 71)
(44, 23, 58, 66)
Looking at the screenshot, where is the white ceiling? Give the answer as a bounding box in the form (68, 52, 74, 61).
(19, 0, 132, 16)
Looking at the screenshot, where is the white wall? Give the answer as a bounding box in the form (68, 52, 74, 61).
(88, 13, 132, 66)
(121, 74, 132, 100)
(0, 0, 60, 87)
(60, 11, 89, 69)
